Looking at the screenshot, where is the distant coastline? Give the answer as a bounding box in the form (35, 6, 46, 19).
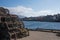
(22, 20, 60, 22)
(21, 14, 60, 22)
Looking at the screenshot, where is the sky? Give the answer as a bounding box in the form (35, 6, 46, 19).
(0, 0, 60, 17)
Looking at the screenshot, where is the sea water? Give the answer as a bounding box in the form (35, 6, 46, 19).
(23, 21, 60, 30)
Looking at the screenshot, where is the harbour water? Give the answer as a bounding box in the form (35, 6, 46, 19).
(23, 21, 60, 30)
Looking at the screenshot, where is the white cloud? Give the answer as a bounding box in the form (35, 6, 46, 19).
(5, 6, 60, 17)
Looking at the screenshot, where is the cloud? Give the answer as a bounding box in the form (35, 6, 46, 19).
(5, 6, 60, 17)
(6, 6, 34, 17)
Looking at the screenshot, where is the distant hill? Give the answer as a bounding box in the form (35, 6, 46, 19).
(17, 15, 25, 18)
(21, 14, 60, 22)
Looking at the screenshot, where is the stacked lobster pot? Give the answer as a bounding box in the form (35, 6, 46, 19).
(0, 7, 29, 40)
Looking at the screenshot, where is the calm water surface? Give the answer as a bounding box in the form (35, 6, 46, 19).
(23, 21, 60, 30)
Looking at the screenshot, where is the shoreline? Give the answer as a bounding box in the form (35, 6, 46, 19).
(29, 28, 60, 33)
